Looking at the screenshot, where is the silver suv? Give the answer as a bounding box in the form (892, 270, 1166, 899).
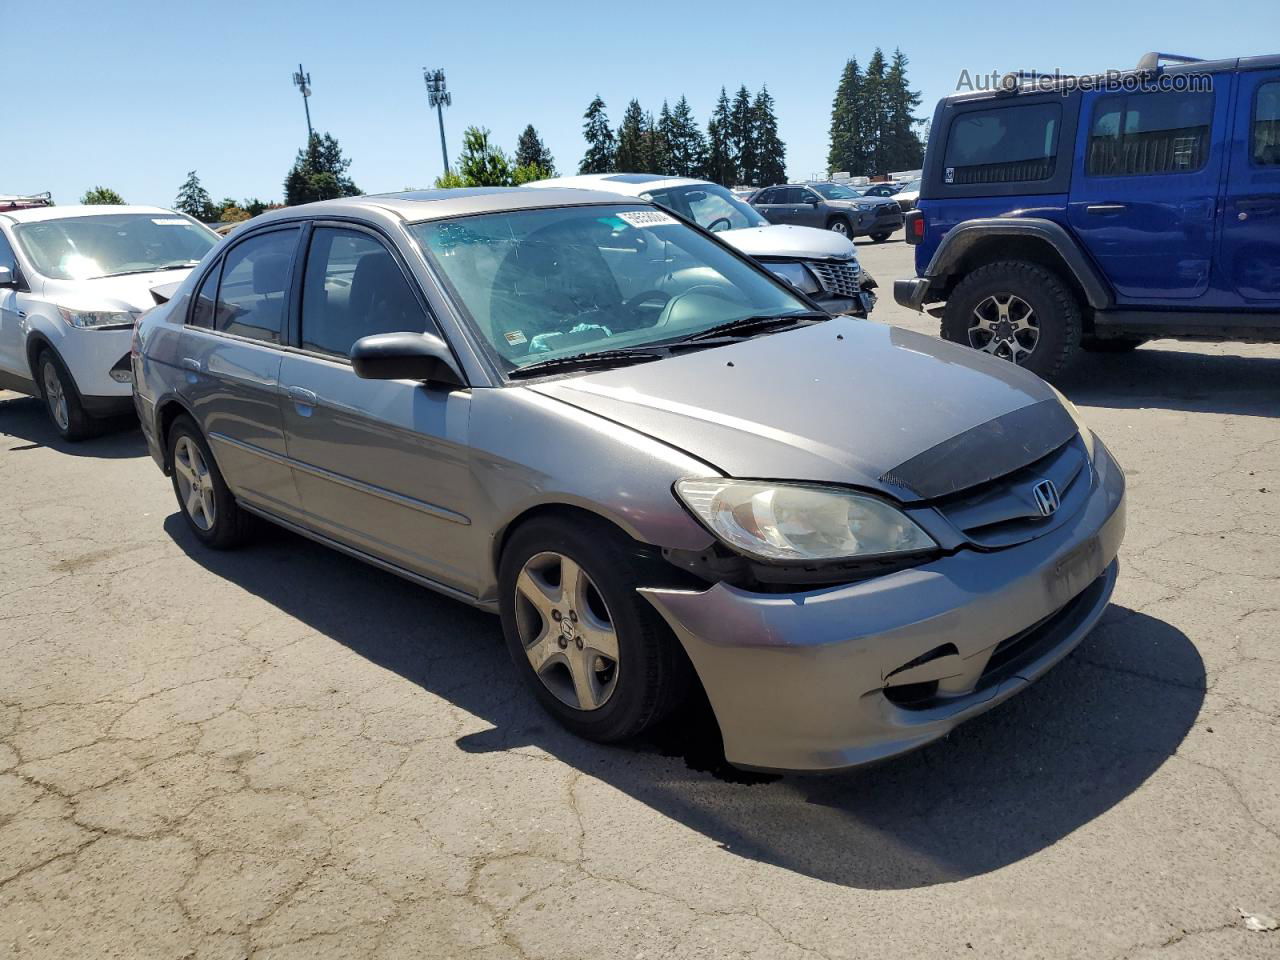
(133, 188, 1125, 773)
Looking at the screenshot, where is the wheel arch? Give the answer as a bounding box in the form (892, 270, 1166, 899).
(153, 395, 199, 475)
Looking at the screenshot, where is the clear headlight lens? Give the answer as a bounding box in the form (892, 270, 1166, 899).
(1047, 383, 1097, 458)
(675, 479, 936, 563)
(764, 261, 821, 295)
(57, 307, 134, 329)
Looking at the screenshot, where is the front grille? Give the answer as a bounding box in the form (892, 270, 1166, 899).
(806, 260, 863, 298)
(935, 435, 1092, 548)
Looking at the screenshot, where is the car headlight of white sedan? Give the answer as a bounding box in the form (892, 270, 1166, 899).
(676, 478, 936, 562)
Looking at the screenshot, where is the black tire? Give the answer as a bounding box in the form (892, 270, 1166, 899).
(940, 260, 1082, 381)
(36, 349, 96, 441)
(826, 216, 852, 237)
(498, 515, 691, 743)
(1081, 335, 1146, 353)
(166, 415, 253, 549)
(869, 231, 892, 243)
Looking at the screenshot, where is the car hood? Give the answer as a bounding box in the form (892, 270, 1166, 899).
(528, 317, 1075, 502)
(720, 224, 857, 262)
(39, 269, 197, 313)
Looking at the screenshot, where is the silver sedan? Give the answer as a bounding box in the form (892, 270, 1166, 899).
(132, 188, 1125, 772)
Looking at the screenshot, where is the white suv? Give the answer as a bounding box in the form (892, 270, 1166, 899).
(0, 201, 219, 439)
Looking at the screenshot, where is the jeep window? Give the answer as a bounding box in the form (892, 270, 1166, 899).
(943, 103, 1061, 185)
(1086, 90, 1214, 176)
(1254, 82, 1280, 166)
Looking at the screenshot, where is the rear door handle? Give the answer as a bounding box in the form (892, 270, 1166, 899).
(287, 385, 318, 406)
(180, 357, 201, 372)
(1086, 203, 1128, 215)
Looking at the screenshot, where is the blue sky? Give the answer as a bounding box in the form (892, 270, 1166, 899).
(6, 0, 1278, 207)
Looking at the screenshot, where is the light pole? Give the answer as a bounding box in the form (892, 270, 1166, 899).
(293, 64, 314, 142)
(423, 68, 452, 175)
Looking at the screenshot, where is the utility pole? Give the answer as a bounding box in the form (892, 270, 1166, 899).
(293, 64, 314, 142)
(423, 68, 452, 175)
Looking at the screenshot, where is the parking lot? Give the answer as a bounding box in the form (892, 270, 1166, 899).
(1, 236, 1278, 959)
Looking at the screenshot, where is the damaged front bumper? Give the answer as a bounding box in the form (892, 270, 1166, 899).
(641, 441, 1126, 773)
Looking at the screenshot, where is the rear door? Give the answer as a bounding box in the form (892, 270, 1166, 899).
(1069, 82, 1230, 301)
(1220, 68, 1280, 302)
(277, 223, 475, 593)
(180, 225, 302, 516)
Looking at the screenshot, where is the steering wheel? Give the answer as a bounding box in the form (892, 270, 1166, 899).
(705, 216, 733, 233)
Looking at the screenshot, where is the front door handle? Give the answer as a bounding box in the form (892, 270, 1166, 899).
(1236, 199, 1276, 212)
(180, 357, 201, 372)
(287, 385, 318, 406)
(1086, 203, 1128, 215)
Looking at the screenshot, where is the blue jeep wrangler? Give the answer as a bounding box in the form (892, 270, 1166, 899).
(895, 52, 1280, 380)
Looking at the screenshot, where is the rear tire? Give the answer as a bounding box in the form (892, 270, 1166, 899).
(37, 349, 96, 441)
(1081, 335, 1146, 353)
(167, 415, 252, 549)
(870, 231, 891, 243)
(941, 260, 1081, 382)
(498, 515, 691, 743)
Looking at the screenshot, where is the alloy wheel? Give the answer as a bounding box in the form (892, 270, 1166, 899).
(968, 292, 1040, 364)
(513, 551, 620, 711)
(173, 436, 217, 531)
(42, 361, 69, 432)
(829, 220, 849, 236)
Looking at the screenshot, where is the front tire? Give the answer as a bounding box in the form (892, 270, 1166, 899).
(940, 260, 1081, 381)
(167, 415, 252, 549)
(826, 216, 852, 237)
(37, 350, 95, 441)
(498, 516, 690, 743)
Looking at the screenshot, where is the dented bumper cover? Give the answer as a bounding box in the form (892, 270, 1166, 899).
(641, 440, 1126, 773)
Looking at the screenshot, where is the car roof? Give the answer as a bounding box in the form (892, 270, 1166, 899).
(243, 187, 649, 228)
(523, 174, 711, 197)
(0, 204, 180, 224)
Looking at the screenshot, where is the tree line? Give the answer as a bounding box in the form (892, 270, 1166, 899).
(828, 48, 924, 177)
(579, 85, 785, 187)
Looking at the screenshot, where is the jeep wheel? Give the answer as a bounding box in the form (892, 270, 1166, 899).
(941, 260, 1081, 381)
(826, 217, 851, 237)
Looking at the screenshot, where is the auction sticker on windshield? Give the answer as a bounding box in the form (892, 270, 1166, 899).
(616, 210, 677, 228)
(152, 218, 190, 226)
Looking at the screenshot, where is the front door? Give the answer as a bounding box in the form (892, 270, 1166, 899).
(180, 225, 302, 516)
(0, 232, 27, 382)
(1220, 70, 1280, 302)
(278, 224, 475, 594)
(1068, 83, 1230, 302)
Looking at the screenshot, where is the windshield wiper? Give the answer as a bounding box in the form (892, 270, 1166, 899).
(105, 261, 200, 278)
(673, 312, 828, 344)
(507, 348, 666, 379)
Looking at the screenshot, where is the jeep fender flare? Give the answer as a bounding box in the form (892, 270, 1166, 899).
(923, 218, 1113, 310)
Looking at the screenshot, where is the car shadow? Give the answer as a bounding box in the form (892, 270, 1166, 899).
(166, 514, 1204, 890)
(0, 393, 144, 457)
(1057, 346, 1280, 417)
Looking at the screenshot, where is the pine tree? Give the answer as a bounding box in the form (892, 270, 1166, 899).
(579, 96, 616, 174)
(615, 99, 646, 171)
(753, 86, 786, 186)
(884, 49, 925, 171)
(651, 102, 676, 175)
(667, 95, 706, 177)
(701, 88, 735, 185)
(862, 49, 890, 176)
(455, 127, 513, 186)
(81, 186, 124, 205)
(828, 58, 864, 175)
(174, 171, 216, 221)
(284, 134, 360, 206)
(728, 85, 757, 186)
(514, 124, 556, 177)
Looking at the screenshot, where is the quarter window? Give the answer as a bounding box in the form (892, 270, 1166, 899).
(1254, 81, 1280, 166)
(943, 103, 1061, 184)
(213, 228, 299, 343)
(1087, 91, 1214, 176)
(300, 227, 431, 358)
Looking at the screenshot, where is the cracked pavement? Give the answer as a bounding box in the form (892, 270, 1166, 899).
(2, 239, 1278, 958)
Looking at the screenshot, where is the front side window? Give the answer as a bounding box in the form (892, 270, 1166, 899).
(301, 227, 431, 358)
(13, 213, 217, 281)
(190, 262, 220, 328)
(0, 231, 16, 272)
(1087, 90, 1214, 176)
(413, 204, 811, 373)
(642, 184, 767, 231)
(944, 103, 1062, 184)
(1254, 81, 1280, 166)
(213, 228, 299, 344)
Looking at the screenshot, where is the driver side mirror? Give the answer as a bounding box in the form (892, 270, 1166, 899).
(350, 331, 465, 387)
(804, 196, 821, 205)
(0, 265, 15, 288)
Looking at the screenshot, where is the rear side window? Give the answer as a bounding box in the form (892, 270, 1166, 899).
(1254, 82, 1280, 166)
(757, 188, 780, 203)
(943, 103, 1061, 184)
(1086, 91, 1214, 176)
(300, 227, 431, 358)
(213, 228, 299, 343)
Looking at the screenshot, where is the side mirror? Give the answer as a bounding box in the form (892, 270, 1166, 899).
(350, 332, 465, 387)
(805, 196, 821, 205)
(0, 265, 15, 287)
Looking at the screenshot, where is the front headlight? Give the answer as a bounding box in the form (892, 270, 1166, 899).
(675, 479, 936, 563)
(57, 307, 134, 329)
(1047, 383, 1097, 458)
(764, 261, 821, 296)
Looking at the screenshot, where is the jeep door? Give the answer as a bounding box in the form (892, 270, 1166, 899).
(1220, 66, 1280, 303)
(276, 223, 475, 595)
(1068, 83, 1230, 301)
